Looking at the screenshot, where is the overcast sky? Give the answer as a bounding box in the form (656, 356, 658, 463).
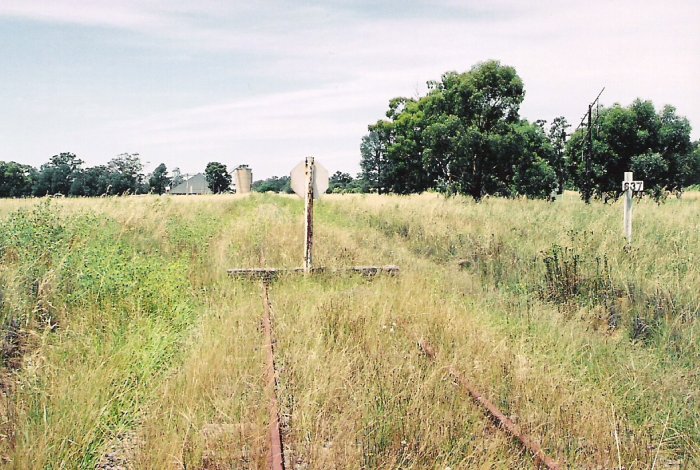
(1, 0, 698, 179)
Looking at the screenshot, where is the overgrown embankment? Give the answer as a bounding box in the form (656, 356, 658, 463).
(0, 196, 250, 468)
(0, 193, 698, 468)
(323, 194, 699, 350)
(320, 192, 700, 465)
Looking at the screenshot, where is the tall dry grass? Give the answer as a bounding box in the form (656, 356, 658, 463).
(0, 192, 697, 468)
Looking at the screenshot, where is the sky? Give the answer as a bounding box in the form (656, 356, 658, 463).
(1, 0, 698, 179)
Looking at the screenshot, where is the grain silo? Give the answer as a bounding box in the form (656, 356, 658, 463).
(234, 165, 252, 194)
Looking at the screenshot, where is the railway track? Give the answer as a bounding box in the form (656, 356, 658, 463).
(241, 219, 562, 470)
(261, 281, 285, 470)
(417, 339, 561, 469)
(256, 280, 562, 469)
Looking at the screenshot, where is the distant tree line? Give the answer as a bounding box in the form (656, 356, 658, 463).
(0, 152, 178, 197)
(0, 152, 254, 197)
(358, 60, 700, 201)
(252, 171, 368, 194)
(253, 175, 293, 193)
(0, 154, 254, 197)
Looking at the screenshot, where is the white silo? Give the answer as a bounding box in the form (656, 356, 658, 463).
(234, 165, 252, 194)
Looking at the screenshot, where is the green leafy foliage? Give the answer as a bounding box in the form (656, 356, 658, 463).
(204, 162, 232, 193)
(511, 122, 559, 199)
(148, 163, 171, 195)
(566, 100, 694, 201)
(70, 165, 111, 196)
(328, 171, 367, 193)
(0, 200, 70, 326)
(547, 116, 570, 192)
(252, 175, 292, 193)
(105, 153, 146, 195)
(29, 152, 148, 197)
(33, 152, 83, 196)
(359, 61, 559, 199)
(360, 128, 388, 193)
(684, 141, 700, 187)
(0, 199, 206, 466)
(0, 161, 36, 197)
(631, 151, 669, 200)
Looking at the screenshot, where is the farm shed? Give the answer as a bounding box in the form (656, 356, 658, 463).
(169, 173, 212, 195)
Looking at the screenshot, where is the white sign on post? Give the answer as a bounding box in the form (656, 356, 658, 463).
(622, 171, 643, 244)
(290, 157, 329, 273)
(291, 159, 329, 199)
(621, 180, 644, 192)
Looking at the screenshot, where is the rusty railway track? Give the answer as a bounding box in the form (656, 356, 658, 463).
(262, 282, 285, 470)
(418, 339, 562, 470)
(251, 271, 559, 468)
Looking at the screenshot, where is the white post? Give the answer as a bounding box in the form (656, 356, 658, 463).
(304, 157, 315, 273)
(623, 171, 633, 244)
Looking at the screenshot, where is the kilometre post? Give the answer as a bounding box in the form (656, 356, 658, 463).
(623, 171, 633, 244)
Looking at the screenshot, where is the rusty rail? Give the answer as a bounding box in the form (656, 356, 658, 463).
(417, 339, 561, 470)
(262, 282, 285, 470)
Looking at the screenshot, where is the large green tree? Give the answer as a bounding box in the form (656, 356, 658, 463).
(33, 152, 83, 196)
(327, 171, 369, 193)
(359, 127, 389, 194)
(205, 162, 232, 193)
(360, 60, 557, 200)
(421, 61, 526, 199)
(510, 121, 558, 199)
(69, 165, 111, 196)
(360, 98, 428, 195)
(107, 153, 145, 195)
(0, 162, 36, 197)
(148, 163, 171, 195)
(328, 171, 353, 192)
(566, 100, 694, 200)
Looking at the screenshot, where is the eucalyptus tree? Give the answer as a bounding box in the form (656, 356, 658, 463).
(205, 162, 232, 193)
(566, 100, 694, 200)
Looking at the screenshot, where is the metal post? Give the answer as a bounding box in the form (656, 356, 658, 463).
(586, 104, 592, 203)
(574, 88, 604, 203)
(304, 157, 315, 273)
(624, 171, 633, 244)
